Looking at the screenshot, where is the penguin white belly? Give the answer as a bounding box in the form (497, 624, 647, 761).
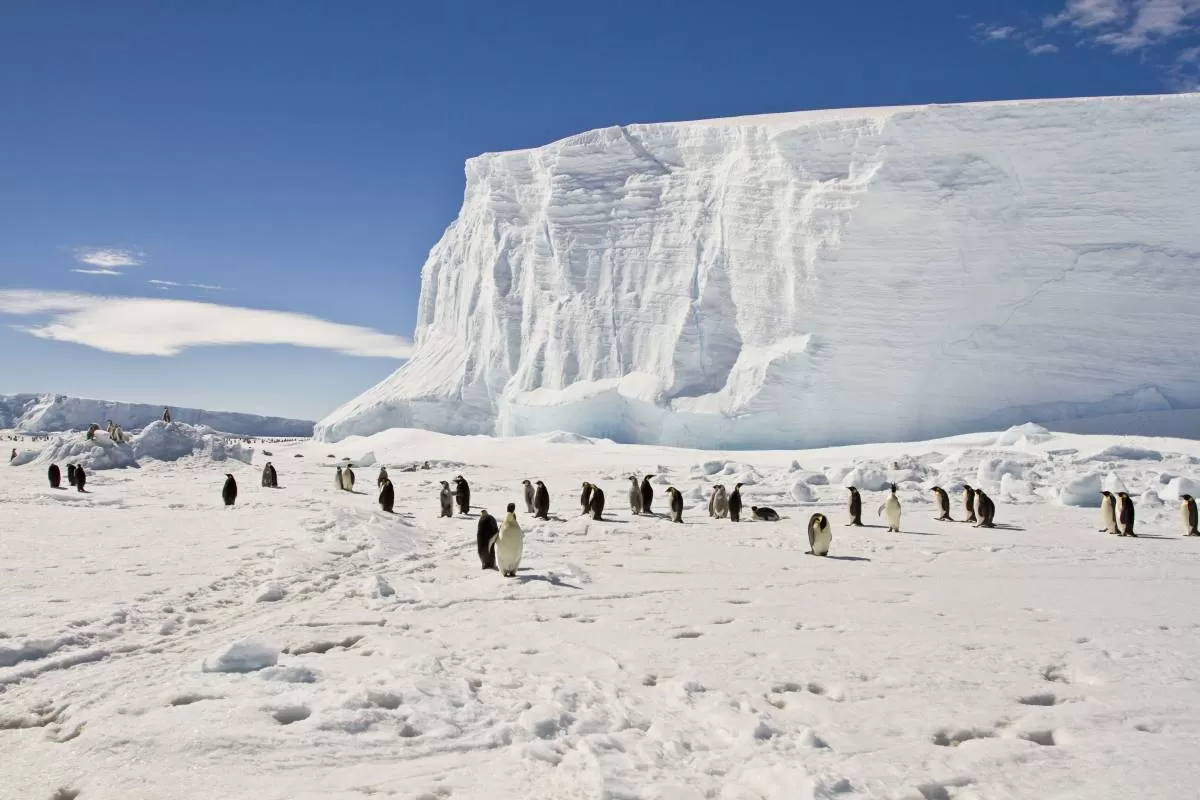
(1101, 500, 1118, 533)
(495, 523, 524, 575)
(1181, 503, 1194, 534)
(810, 523, 832, 556)
(884, 498, 902, 531)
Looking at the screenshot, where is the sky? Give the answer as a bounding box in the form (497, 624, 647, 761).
(1, 0, 1196, 421)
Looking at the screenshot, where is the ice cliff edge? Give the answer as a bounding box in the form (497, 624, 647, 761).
(317, 93, 1200, 448)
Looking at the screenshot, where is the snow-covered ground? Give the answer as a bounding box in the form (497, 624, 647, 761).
(4, 423, 1200, 799)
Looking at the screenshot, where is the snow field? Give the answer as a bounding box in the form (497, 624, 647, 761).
(3, 424, 1200, 798)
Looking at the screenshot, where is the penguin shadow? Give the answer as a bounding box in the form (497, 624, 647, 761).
(985, 523, 1026, 532)
(1129, 533, 1173, 540)
(814, 555, 872, 562)
(515, 571, 582, 590)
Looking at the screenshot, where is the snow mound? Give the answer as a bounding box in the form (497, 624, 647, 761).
(315, 93, 1200, 448)
(1161, 477, 1200, 502)
(1103, 472, 1128, 494)
(993, 423, 1053, 447)
(977, 458, 1030, 485)
(201, 638, 279, 673)
(1081, 445, 1164, 462)
(1057, 473, 1104, 508)
(132, 421, 254, 464)
(841, 466, 890, 491)
(36, 432, 138, 470)
(250, 583, 286, 603)
(789, 480, 816, 503)
(539, 431, 595, 445)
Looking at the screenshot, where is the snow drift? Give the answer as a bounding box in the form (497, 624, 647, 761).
(1, 393, 313, 437)
(317, 93, 1200, 448)
(33, 422, 254, 470)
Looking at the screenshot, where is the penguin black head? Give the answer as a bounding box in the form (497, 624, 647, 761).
(522, 479, 531, 485)
(536, 480, 545, 486)
(455, 475, 464, 482)
(480, 508, 489, 516)
(890, 483, 897, 493)
(1117, 491, 1129, 498)
(226, 473, 234, 478)
(734, 482, 743, 490)
(645, 474, 656, 480)
(931, 485, 942, 493)
(963, 484, 973, 491)
(847, 486, 858, 494)
(1183, 494, 1194, 502)
(506, 502, 516, 513)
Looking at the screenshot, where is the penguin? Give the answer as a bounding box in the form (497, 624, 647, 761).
(48, 463, 61, 489)
(377, 467, 389, 489)
(67, 463, 77, 487)
(1099, 491, 1120, 535)
(522, 479, 535, 514)
(588, 484, 606, 520)
(580, 482, 594, 515)
(493, 503, 524, 577)
(628, 476, 643, 515)
(847, 486, 863, 526)
(878, 483, 901, 532)
(641, 475, 655, 515)
(807, 513, 832, 556)
(342, 466, 356, 492)
(973, 489, 996, 528)
(1181, 494, 1199, 536)
(476, 509, 498, 570)
(728, 483, 744, 522)
(454, 475, 470, 515)
(162, 407, 171, 423)
(1116, 491, 1136, 537)
(335, 466, 345, 490)
(751, 506, 780, 522)
(533, 480, 550, 520)
(439, 481, 454, 518)
(666, 486, 684, 523)
(931, 486, 952, 521)
(961, 484, 977, 524)
(222, 473, 237, 506)
(709, 484, 729, 519)
(75, 465, 87, 492)
(261, 462, 277, 488)
(378, 479, 395, 513)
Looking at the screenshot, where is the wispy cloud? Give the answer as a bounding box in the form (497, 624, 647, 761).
(1045, 0, 1130, 30)
(0, 289, 412, 358)
(73, 247, 144, 273)
(974, 21, 1062, 56)
(983, 24, 1018, 40)
(148, 279, 226, 291)
(72, 268, 124, 276)
(1027, 42, 1061, 54)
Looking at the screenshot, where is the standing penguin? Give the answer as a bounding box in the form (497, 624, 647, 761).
(75, 465, 87, 492)
(709, 484, 729, 519)
(1099, 491, 1120, 534)
(439, 481, 454, 518)
(48, 464, 61, 489)
(378, 479, 395, 513)
(973, 489, 996, 528)
(807, 513, 832, 556)
(476, 509, 498, 570)
(1116, 492, 1136, 537)
(580, 482, 594, 515)
(728, 483, 744, 522)
(222, 473, 237, 506)
(931, 486, 952, 521)
(666, 486, 684, 523)
(588, 484, 606, 520)
(641, 475, 656, 515)
(961, 484, 977, 524)
(1180, 494, 1199, 536)
(533, 480, 550, 520)
(522, 479, 536, 514)
(493, 503, 524, 578)
(261, 462, 277, 488)
(454, 475, 470, 515)
(67, 463, 77, 487)
(377, 467, 389, 489)
(335, 466, 345, 490)
(847, 487, 863, 526)
(879, 484, 902, 532)
(342, 466, 356, 492)
(628, 476, 643, 515)
(162, 407, 171, 423)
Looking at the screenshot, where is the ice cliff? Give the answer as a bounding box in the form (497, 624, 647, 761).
(1, 394, 313, 438)
(317, 93, 1200, 448)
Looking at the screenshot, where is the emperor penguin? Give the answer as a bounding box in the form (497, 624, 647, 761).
(628, 476, 643, 515)
(1116, 491, 1136, 537)
(342, 465, 356, 492)
(48, 463, 61, 489)
(751, 506, 780, 521)
(807, 513, 832, 556)
(261, 462, 277, 488)
(378, 479, 395, 513)
(454, 475, 470, 515)
(377, 466, 389, 489)
(728, 483, 743, 522)
(522, 479, 535, 514)
(709, 484, 729, 519)
(973, 489, 996, 528)
(493, 503, 524, 578)
(533, 480, 550, 520)
(878, 483, 901, 532)
(847, 487, 863, 526)
(222, 473, 238, 506)
(1099, 491, 1120, 534)
(1180, 494, 1199, 536)
(587, 483, 606, 520)
(67, 463, 77, 487)
(580, 482, 594, 515)
(75, 465, 87, 492)
(439, 481, 454, 518)
(961, 484, 977, 524)
(641, 475, 655, 515)
(666, 486, 684, 523)
(931, 486, 952, 521)
(476, 509, 499, 570)
(335, 466, 345, 490)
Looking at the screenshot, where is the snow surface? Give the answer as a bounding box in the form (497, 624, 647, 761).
(316, 92, 1200, 449)
(4, 423, 1200, 798)
(27, 421, 254, 471)
(1, 393, 313, 437)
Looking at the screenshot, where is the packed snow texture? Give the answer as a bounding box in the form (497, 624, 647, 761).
(5, 422, 1200, 798)
(29, 422, 254, 470)
(1, 393, 313, 437)
(317, 93, 1200, 448)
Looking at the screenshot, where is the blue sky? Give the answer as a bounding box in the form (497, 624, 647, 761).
(1, 0, 1196, 421)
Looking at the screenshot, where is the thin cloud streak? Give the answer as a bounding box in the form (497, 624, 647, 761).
(149, 279, 226, 291)
(74, 247, 143, 269)
(72, 268, 123, 276)
(0, 289, 411, 359)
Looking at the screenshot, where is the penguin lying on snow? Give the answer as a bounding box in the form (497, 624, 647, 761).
(751, 506, 779, 522)
(807, 513, 832, 556)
